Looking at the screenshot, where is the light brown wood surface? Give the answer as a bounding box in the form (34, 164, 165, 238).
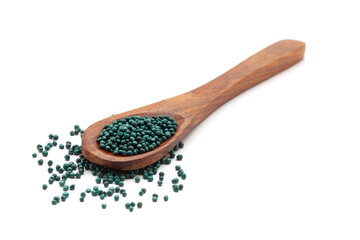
(82, 39, 306, 170)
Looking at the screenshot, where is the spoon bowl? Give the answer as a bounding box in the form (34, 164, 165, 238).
(82, 111, 190, 170)
(82, 39, 306, 170)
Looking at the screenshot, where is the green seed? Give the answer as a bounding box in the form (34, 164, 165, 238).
(48, 177, 54, 184)
(63, 185, 69, 191)
(86, 188, 91, 193)
(38, 159, 44, 165)
(152, 193, 158, 202)
(175, 165, 181, 171)
(135, 176, 140, 183)
(177, 169, 184, 177)
(172, 184, 179, 192)
(59, 180, 65, 187)
(157, 180, 163, 187)
(80, 192, 86, 197)
(59, 144, 64, 149)
(125, 202, 131, 209)
(80, 197, 84, 202)
(137, 202, 142, 208)
(164, 195, 168, 201)
(64, 155, 70, 161)
(70, 184, 75, 190)
(141, 188, 146, 193)
(37, 144, 44, 153)
(102, 203, 107, 209)
(53, 196, 60, 203)
(47, 160, 53, 166)
(32, 153, 37, 158)
(70, 131, 75, 136)
(164, 158, 171, 164)
(179, 141, 184, 148)
(53, 135, 59, 140)
(42, 151, 48, 157)
(49, 134, 53, 139)
(48, 167, 53, 173)
(179, 184, 184, 190)
(173, 145, 179, 151)
(129, 206, 134, 212)
(171, 178, 179, 184)
(114, 194, 120, 201)
(42, 184, 47, 190)
(176, 154, 183, 160)
(52, 141, 57, 146)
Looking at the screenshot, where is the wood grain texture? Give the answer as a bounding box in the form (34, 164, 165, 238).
(82, 39, 305, 170)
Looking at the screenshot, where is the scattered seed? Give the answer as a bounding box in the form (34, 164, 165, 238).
(114, 194, 120, 201)
(33, 123, 187, 211)
(171, 178, 179, 184)
(172, 184, 179, 192)
(135, 176, 140, 183)
(42, 150, 48, 157)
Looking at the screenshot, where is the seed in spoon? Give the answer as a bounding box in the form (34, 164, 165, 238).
(97, 115, 177, 156)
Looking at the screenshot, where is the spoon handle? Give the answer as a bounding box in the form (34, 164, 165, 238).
(179, 39, 305, 125)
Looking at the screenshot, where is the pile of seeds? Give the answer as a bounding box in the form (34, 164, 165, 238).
(33, 121, 186, 211)
(98, 115, 177, 156)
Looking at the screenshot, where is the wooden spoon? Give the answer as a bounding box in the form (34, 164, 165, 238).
(82, 39, 305, 170)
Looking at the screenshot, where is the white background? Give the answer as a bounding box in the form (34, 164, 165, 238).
(1, 0, 359, 239)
